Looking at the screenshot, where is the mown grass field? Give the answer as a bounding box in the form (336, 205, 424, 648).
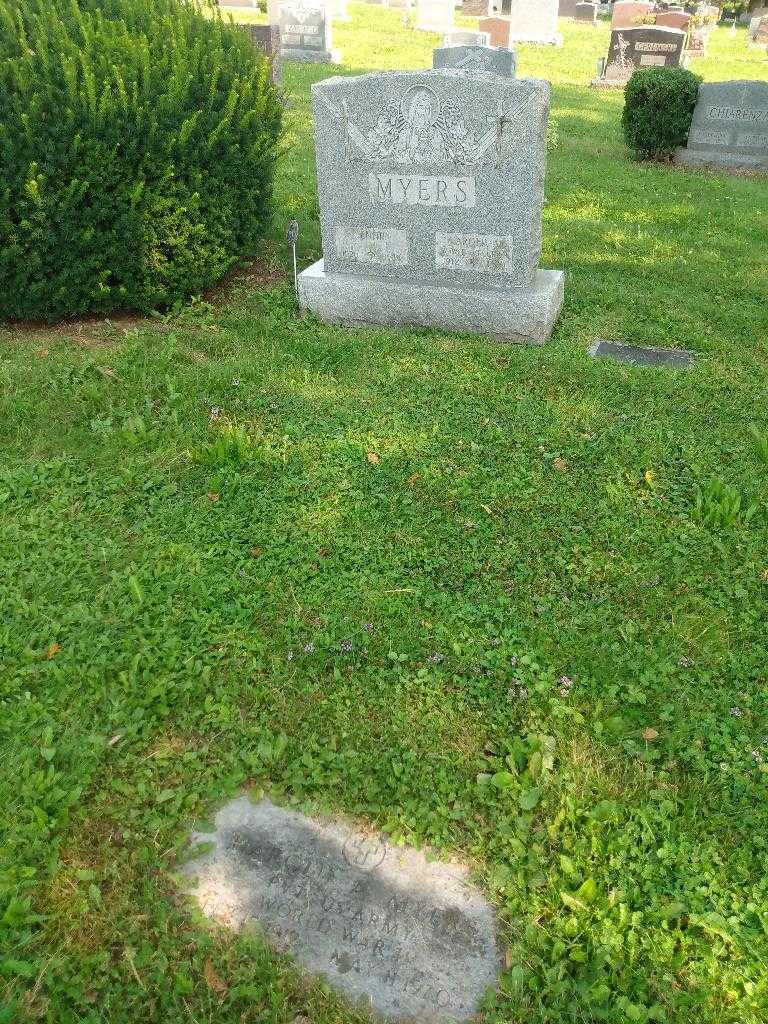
(2, 9, 768, 1024)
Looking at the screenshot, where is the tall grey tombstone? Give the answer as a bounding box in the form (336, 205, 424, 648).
(676, 81, 768, 170)
(593, 26, 686, 86)
(279, 0, 340, 62)
(506, 0, 562, 45)
(433, 44, 517, 76)
(298, 70, 564, 344)
(558, 0, 579, 17)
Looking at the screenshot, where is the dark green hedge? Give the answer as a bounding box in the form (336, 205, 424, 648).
(0, 0, 283, 321)
(622, 66, 702, 161)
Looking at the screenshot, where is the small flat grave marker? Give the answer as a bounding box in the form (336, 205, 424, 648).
(589, 340, 696, 368)
(181, 797, 501, 1022)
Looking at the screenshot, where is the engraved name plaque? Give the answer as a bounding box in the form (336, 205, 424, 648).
(182, 798, 501, 1022)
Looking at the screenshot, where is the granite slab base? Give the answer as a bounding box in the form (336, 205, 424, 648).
(298, 260, 564, 344)
(282, 47, 341, 62)
(590, 76, 627, 89)
(675, 147, 768, 171)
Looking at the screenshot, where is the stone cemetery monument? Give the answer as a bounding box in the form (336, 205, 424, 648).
(239, 24, 283, 85)
(575, 2, 598, 22)
(463, 0, 490, 13)
(479, 15, 513, 46)
(559, 0, 579, 17)
(182, 798, 501, 1021)
(655, 10, 690, 30)
(611, 0, 655, 28)
(297, 68, 564, 344)
(279, 0, 340, 62)
(675, 80, 768, 170)
(433, 43, 517, 75)
(443, 29, 492, 46)
(506, 0, 562, 44)
(416, 0, 455, 33)
(593, 26, 686, 87)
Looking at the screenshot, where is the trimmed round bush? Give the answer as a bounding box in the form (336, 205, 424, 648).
(0, 0, 283, 321)
(622, 66, 702, 162)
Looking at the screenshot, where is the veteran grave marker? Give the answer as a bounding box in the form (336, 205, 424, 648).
(433, 43, 517, 75)
(676, 80, 768, 170)
(182, 798, 501, 1022)
(298, 69, 564, 343)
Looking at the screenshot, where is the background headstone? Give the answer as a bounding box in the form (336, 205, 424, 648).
(239, 23, 283, 84)
(416, 0, 455, 32)
(506, 0, 562, 43)
(611, 0, 655, 28)
(443, 29, 491, 45)
(575, 2, 597, 22)
(433, 43, 517, 75)
(298, 68, 564, 342)
(676, 80, 768, 169)
(594, 26, 686, 86)
(655, 10, 691, 29)
(462, 0, 490, 13)
(182, 799, 502, 1023)
(558, 0, 579, 17)
(479, 15, 512, 46)
(279, 0, 340, 62)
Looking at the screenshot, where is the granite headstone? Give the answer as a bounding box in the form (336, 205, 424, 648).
(279, 0, 340, 62)
(443, 29, 491, 45)
(575, 2, 597, 22)
(239, 24, 283, 85)
(478, 15, 512, 46)
(416, 0, 455, 31)
(559, 0, 579, 17)
(655, 10, 691, 30)
(433, 43, 517, 75)
(676, 80, 768, 170)
(462, 0, 490, 13)
(611, 0, 654, 28)
(298, 69, 563, 343)
(506, 0, 562, 44)
(594, 26, 686, 86)
(182, 798, 501, 1022)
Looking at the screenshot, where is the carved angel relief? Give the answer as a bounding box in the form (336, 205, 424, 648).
(318, 84, 537, 168)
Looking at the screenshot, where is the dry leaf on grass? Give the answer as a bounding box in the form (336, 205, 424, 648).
(366, 452, 380, 465)
(553, 457, 568, 473)
(643, 728, 659, 741)
(46, 642, 61, 659)
(203, 958, 228, 997)
(207, 492, 220, 503)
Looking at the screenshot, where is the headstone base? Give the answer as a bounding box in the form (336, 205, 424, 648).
(511, 33, 563, 45)
(282, 47, 342, 61)
(590, 75, 627, 88)
(674, 147, 768, 171)
(298, 259, 564, 344)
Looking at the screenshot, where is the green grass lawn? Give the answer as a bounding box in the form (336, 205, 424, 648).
(2, 11, 768, 1024)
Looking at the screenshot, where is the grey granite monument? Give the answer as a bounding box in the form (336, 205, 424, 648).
(433, 43, 517, 76)
(279, 0, 340, 62)
(593, 26, 686, 87)
(182, 798, 501, 1021)
(298, 69, 564, 344)
(676, 81, 768, 170)
(575, 2, 597, 23)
